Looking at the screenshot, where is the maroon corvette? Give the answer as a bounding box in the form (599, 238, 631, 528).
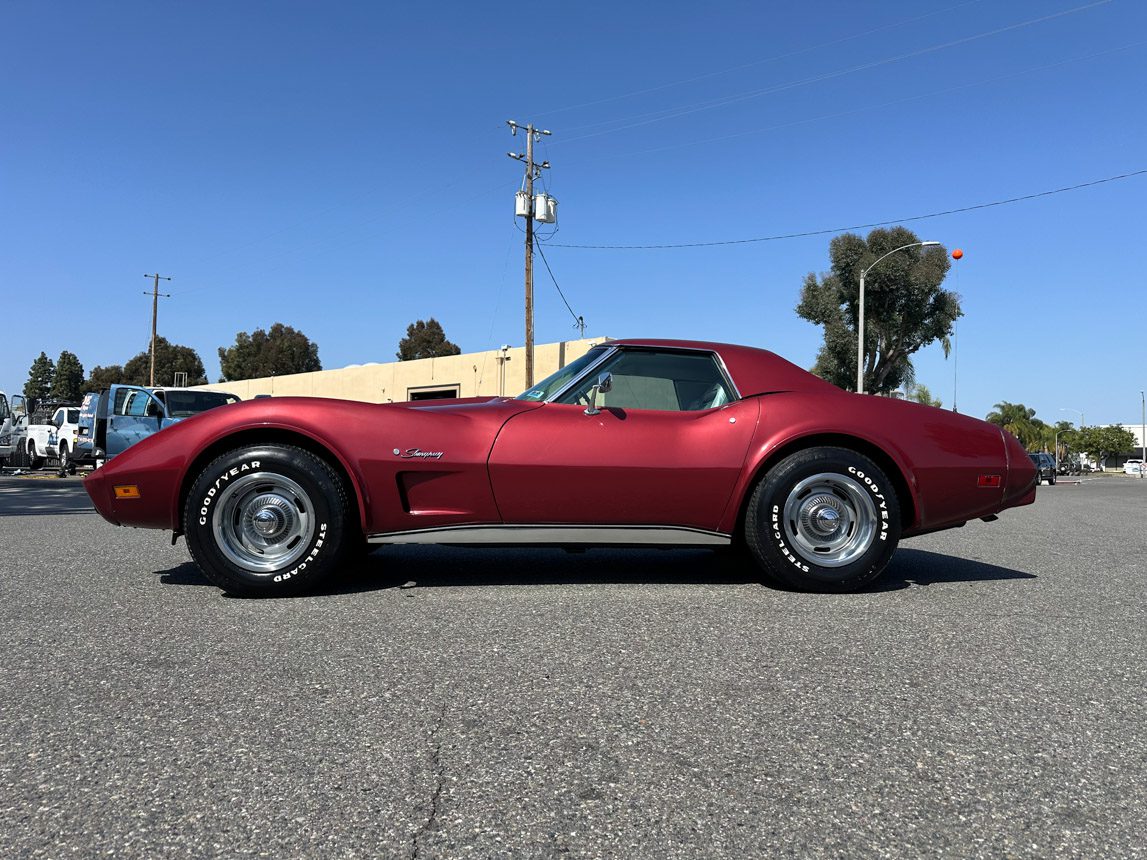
(85, 339, 1036, 596)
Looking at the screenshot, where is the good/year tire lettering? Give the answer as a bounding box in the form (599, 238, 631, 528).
(198, 461, 260, 525)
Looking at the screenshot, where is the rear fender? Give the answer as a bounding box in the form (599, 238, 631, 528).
(720, 429, 919, 536)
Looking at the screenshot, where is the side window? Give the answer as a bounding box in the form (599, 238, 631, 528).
(557, 350, 733, 412)
(0, 395, 9, 422)
(113, 389, 132, 416)
(115, 390, 154, 418)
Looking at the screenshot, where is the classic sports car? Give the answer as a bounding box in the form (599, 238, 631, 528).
(85, 339, 1037, 597)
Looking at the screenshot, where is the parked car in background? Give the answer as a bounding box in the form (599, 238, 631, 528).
(1057, 455, 1083, 476)
(1029, 452, 1056, 485)
(1125, 458, 1144, 475)
(85, 338, 1038, 598)
(75, 385, 240, 467)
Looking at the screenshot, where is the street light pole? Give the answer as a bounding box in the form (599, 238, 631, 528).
(1061, 407, 1085, 470)
(1140, 389, 1145, 478)
(856, 241, 940, 394)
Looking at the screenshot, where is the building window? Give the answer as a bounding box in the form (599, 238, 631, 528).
(407, 385, 460, 402)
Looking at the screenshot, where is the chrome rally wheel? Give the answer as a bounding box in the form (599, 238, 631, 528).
(212, 472, 316, 573)
(781, 472, 878, 568)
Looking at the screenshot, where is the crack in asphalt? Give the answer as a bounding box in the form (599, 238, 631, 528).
(410, 700, 448, 860)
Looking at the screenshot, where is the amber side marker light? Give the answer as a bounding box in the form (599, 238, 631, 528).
(114, 485, 141, 500)
(977, 475, 1002, 488)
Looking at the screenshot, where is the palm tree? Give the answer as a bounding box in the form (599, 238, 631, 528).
(986, 402, 1041, 448)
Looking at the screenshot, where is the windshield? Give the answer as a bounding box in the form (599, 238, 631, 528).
(515, 348, 609, 402)
(162, 391, 240, 418)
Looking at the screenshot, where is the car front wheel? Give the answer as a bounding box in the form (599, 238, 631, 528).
(183, 444, 353, 597)
(745, 447, 901, 592)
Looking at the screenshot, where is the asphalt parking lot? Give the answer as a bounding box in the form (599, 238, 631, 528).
(1, 474, 1144, 858)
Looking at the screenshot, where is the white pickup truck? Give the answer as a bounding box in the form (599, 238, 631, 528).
(0, 394, 80, 471)
(23, 403, 81, 470)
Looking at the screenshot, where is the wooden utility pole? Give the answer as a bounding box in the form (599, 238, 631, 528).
(524, 127, 535, 389)
(143, 273, 172, 386)
(507, 121, 551, 389)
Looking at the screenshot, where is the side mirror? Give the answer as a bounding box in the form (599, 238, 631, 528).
(584, 373, 613, 416)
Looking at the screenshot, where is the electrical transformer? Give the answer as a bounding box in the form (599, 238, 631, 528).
(534, 194, 558, 224)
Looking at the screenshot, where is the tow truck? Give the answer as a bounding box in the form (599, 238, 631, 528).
(75, 385, 240, 467)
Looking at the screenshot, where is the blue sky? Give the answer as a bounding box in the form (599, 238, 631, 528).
(3, 0, 1145, 427)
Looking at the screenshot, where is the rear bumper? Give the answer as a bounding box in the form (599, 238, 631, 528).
(1003, 432, 1038, 510)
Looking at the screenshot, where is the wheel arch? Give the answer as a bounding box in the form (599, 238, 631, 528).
(175, 428, 366, 536)
(730, 432, 918, 540)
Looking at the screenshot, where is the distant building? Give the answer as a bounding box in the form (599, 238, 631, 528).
(197, 338, 604, 403)
(1092, 423, 1147, 468)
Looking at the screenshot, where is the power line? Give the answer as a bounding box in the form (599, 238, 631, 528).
(533, 236, 584, 334)
(532, 0, 986, 121)
(589, 40, 1145, 162)
(542, 168, 1147, 250)
(556, 0, 1113, 145)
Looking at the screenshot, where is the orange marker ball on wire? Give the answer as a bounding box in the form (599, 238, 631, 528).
(951, 248, 964, 260)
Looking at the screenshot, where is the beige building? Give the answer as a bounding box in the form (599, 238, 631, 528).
(197, 338, 605, 403)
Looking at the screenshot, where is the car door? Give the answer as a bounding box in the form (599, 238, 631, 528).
(488, 348, 758, 531)
(106, 385, 168, 457)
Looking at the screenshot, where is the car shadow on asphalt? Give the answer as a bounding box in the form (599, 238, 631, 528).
(155, 545, 1035, 597)
(155, 547, 762, 595)
(874, 548, 1036, 592)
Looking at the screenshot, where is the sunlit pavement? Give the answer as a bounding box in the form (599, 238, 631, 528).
(1, 477, 1144, 858)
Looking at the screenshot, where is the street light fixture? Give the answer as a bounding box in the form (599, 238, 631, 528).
(1060, 407, 1084, 427)
(856, 241, 941, 395)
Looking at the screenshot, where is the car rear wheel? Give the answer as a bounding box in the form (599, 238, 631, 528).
(745, 447, 901, 592)
(184, 444, 353, 597)
(27, 440, 44, 470)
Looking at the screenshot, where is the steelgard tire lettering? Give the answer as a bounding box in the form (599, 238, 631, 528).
(771, 504, 810, 572)
(274, 524, 328, 582)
